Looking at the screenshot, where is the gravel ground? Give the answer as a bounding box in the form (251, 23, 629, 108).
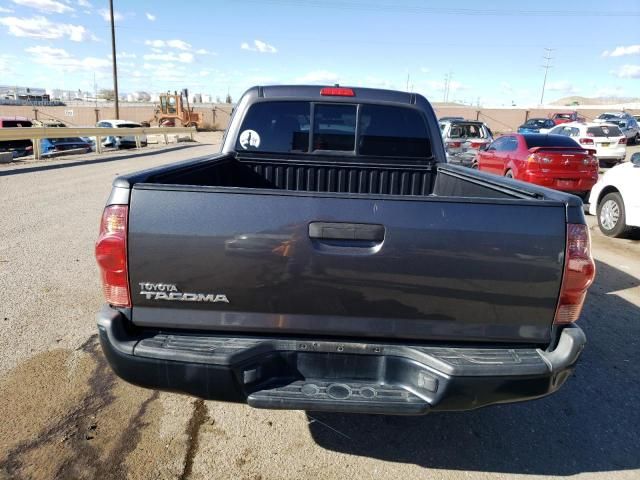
(0, 139, 638, 480)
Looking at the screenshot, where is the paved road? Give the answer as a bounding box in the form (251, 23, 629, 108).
(0, 140, 639, 480)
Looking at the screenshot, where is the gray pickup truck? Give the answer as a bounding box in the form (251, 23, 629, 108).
(96, 85, 595, 415)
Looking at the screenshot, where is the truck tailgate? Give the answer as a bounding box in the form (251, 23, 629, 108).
(128, 187, 566, 344)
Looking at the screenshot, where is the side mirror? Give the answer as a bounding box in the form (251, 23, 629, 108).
(631, 152, 640, 166)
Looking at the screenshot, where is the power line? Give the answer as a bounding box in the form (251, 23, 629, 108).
(539, 48, 554, 106)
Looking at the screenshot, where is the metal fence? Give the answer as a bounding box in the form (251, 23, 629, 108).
(0, 126, 196, 160)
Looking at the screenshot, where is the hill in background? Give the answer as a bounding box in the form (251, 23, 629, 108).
(551, 95, 640, 106)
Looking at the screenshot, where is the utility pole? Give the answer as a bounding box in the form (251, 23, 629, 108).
(406, 71, 410, 92)
(109, 0, 119, 119)
(443, 71, 453, 103)
(442, 73, 449, 102)
(539, 48, 554, 106)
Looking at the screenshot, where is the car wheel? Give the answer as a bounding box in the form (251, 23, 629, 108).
(471, 162, 478, 169)
(505, 170, 514, 178)
(635, 133, 640, 145)
(597, 192, 629, 238)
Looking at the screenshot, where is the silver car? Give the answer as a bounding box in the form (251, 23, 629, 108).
(440, 120, 494, 167)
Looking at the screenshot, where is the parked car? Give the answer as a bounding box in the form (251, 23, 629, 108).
(96, 120, 147, 148)
(547, 122, 626, 167)
(517, 118, 556, 134)
(96, 85, 593, 415)
(588, 152, 640, 237)
(440, 119, 493, 167)
(600, 117, 640, 145)
(477, 133, 598, 199)
(40, 137, 93, 156)
(551, 112, 585, 125)
(593, 111, 634, 124)
(0, 116, 33, 157)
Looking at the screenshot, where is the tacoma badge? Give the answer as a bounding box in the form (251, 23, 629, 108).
(139, 282, 229, 303)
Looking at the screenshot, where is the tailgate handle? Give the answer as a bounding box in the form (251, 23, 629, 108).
(308, 222, 385, 242)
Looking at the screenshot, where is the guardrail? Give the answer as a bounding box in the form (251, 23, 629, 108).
(0, 126, 196, 160)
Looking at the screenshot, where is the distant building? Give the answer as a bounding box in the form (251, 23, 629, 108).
(0, 85, 49, 102)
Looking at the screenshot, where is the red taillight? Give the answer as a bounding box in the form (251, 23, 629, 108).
(95, 205, 130, 307)
(320, 87, 355, 97)
(619, 137, 627, 145)
(470, 142, 483, 149)
(554, 224, 595, 324)
(579, 138, 594, 145)
(446, 141, 462, 148)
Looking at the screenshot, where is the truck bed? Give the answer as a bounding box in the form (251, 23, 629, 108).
(127, 152, 567, 201)
(118, 153, 578, 345)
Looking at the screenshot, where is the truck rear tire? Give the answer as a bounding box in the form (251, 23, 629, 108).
(597, 192, 629, 238)
(505, 170, 514, 178)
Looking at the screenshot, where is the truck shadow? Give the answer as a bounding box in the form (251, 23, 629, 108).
(306, 259, 640, 476)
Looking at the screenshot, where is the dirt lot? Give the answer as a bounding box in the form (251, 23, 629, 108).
(1, 139, 639, 480)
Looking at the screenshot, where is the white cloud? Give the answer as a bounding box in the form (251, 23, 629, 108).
(602, 45, 640, 57)
(295, 70, 339, 84)
(199, 70, 211, 77)
(0, 6, 13, 13)
(241, 39, 277, 53)
(77, 0, 91, 7)
(145, 12, 155, 21)
(196, 48, 215, 55)
(167, 39, 191, 50)
(145, 39, 165, 48)
(143, 52, 194, 63)
(145, 39, 191, 51)
(11, 0, 73, 14)
(0, 54, 14, 74)
(108, 51, 136, 59)
(98, 8, 123, 21)
(420, 67, 430, 74)
(25, 45, 110, 72)
(427, 80, 468, 92)
(546, 80, 579, 94)
(612, 64, 640, 79)
(593, 86, 626, 98)
(0, 15, 96, 41)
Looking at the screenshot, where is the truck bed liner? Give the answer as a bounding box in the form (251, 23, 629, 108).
(148, 156, 437, 196)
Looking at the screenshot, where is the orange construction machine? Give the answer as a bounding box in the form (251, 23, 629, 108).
(151, 89, 203, 128)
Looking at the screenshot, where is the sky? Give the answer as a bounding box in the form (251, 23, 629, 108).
(0, 0, 639, 106)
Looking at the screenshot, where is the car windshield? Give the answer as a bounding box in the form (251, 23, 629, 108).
(3, 120, 33, 127)
(598, 114, 621, 120)
(525, 119, 547, 127)
(587, 125, 623, 137)
(48, 137, 87, 144)
(555, 114, 572, 119)
(116, 123, 141, 128)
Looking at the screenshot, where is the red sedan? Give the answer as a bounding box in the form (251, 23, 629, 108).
(477, 133, 598, 199)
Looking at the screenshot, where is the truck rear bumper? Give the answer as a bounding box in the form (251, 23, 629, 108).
(97, 305, 585, 415)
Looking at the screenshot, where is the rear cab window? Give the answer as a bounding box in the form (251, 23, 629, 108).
(235, 101, 432, 159)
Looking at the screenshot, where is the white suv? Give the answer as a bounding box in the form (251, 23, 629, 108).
(548, 122, 626, 167)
